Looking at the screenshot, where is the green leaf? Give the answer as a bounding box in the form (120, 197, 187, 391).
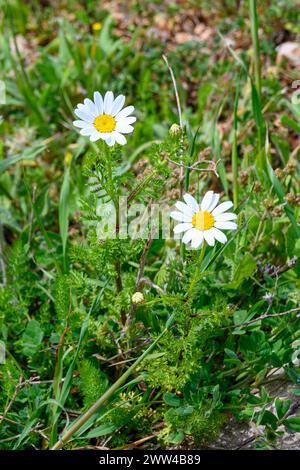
(164, 392, 183, 407)
(285, 225, 297, 258)
(240, 331, 267, 354)
(175, 406, 194, 416)
(98, 15, 121, 56)
(168, 430, 185, 444)
(251, 80, 264, 153)
(283, 417, 300, 432)
(233, 310, 249, 325)
(22, 320, 44, 357)
(281, 114, 300, 134)
(224, 348, 239, 359)
(85, 423, 117, 438)
(266, 158, 300, 238)
(275, 398, 291, 420)
(271, 134, 290, 165)
(285, 368, 300, 387)
(226, 254, 257, 290)
(0, 144, 45, 174)
(259, 410, 278, 430)
(59, 165, 71, 266)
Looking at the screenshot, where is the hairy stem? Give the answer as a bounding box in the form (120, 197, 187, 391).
(103, 143, 125, 323)
(188, 241, 206, 299)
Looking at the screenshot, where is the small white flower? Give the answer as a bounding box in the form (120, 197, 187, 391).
(73, 91, 136, 146)
(170, 191, 237, 249)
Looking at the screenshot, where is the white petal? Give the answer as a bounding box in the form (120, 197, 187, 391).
(201, 191, 214, 211)
(214, 221, 237, 230)
(115, 105, 134, 121)
(84, 98, 98, 117)
(80, 126, 94, 136)
(122, 116, 136, 125)
(175, 201, 194, 217)
(182, 228, 199, 244)
(90, 131, 102, 142)
(170, 211, 191, 223)
(94, 91, 104, 114)
(115, 123, 134, 134)
(210, 227, 227, 244)
(111, 95, 125, 116)
(103, 91, 114, 114)
(96, 131, 110, 138)
(212, 201, 233, 216)
(105, 135, 115, 146)
(75, 103, 91, 114)
(191, 231, 204, 249)
(215, 212, 237, 222)
(73, 120, 89, 129)
(74, 108, 94, 123)
(173, 223, 193, 234)
(207, 193, 220, 212)
(203, 229, 215, 246)
(114, 131, 127, 145)
(183, 193, 199, 213)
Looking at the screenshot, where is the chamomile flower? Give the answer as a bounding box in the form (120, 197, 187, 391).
(170, 191, 237, 248)
(73, 91, 136, 146)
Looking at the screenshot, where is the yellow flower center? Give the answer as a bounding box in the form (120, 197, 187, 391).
(192, 210, 215, 231)
(94, 114, 116, 133)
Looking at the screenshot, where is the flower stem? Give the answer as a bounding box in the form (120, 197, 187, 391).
(180, 155, 190, 261)
(188, 240, 206, 298)
(102, 142, 125, 323)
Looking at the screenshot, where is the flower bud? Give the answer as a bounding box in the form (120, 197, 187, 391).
(254, 181, 262, 192)
(284, 160, 296, 175)
(271, 204, 284, 217)
(131, 292, 145, 305)
(285, 192, 296, 204)
(169, 123, 181, 136)
(64, 151, 73, 167)
(275, 168, 284, 178)
(239, 170, 248, 185)
(263, 198, 273, 209)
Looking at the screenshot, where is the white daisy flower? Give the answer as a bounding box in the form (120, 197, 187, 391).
(73, 91, 136, 146)
(170, 191, 237, 249)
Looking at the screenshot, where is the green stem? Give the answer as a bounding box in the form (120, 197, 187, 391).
(249, 0, 261, 100)
(184, 167, 190, 194)
(103, 143, 115, 203)
(102, 142, 125, 322)
(254, 209, 267, 245)
(181, 163, 191, 261)
(232, 82, 240, 209)
(50, 316, 174, 450)
(232, 131, 238, 209)
(188, 241, 206, 298)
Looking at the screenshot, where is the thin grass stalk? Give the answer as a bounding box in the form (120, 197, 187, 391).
(162, 55, 187, 261)
(232, 82, 240, 209)
(249, 0, 261, 100)
(50, 316, 174, 450)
